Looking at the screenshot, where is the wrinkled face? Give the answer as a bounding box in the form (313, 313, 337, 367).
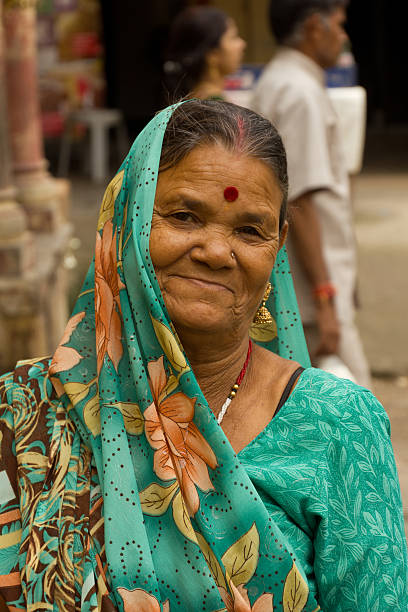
(316, 7, 348, 68)
(212, 19, 246, 76)
(150, 144, 287, 339)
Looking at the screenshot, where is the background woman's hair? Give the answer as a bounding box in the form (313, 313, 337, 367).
(160, 99, 288, 231)
(163, 7, 228, 100)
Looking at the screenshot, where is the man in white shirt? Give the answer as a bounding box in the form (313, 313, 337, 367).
(251, 0, 370, 387)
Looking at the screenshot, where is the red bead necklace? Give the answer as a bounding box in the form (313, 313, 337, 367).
(217, 340, 253, 425)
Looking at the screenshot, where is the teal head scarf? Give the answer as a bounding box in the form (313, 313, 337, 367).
(48, 102, 318, 611)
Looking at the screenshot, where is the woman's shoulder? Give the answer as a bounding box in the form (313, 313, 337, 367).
(294, 365, 381, 402)
(292, 367, 389, 434)
(245, 366, 392, 482)
(296, 366, 381, 404)
(242, 364, 384, 458)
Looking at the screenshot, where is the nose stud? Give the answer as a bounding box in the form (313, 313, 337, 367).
(231, 251, 236, 259)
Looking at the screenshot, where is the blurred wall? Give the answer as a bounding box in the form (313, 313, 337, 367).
(100, 0, 185, 140)
(347, 0, 408, 125)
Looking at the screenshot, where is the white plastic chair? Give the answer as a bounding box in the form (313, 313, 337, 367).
(58, 108, 128, 182)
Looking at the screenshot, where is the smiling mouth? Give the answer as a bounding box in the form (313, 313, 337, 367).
(170, 275, 232, 292)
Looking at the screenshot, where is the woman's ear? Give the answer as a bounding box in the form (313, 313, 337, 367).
(278, 220, 288, 250)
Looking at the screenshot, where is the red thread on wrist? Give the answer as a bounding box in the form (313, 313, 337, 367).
(312, 283, 337, 301)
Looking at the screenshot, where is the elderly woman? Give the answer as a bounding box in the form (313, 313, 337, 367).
(164, 6, 245, 100)
(0, 100, 407, 611)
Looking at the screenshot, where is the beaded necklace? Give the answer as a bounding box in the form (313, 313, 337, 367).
(217, 340, 253, 425)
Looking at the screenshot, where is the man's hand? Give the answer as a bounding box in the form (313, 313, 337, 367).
(314, 299, 340, 356)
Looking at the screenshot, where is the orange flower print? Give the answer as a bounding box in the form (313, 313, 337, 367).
(118, 587, 170, 612)
(221, 583, 274, 612)
(94, 219, 125, 373)
(144, 356, 217, 516)
(49, 311, 86, 377)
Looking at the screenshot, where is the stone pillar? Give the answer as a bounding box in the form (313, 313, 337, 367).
(0, 225, 71, 372)
(0, 1, 32, 279)
(4, 0, 69, 231)
(0, 1, 72, 373)
(0, 1, 31, 372)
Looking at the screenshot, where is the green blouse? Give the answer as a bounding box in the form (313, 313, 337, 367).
(239, 367, 408, 610)
(0, 364, 406, 610)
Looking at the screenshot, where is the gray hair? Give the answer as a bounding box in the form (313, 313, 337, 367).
(283, 9, 324, 46)
(269, 0, 348, 46)
(283, 9, 340, 46)
(159, 99, 288, 231)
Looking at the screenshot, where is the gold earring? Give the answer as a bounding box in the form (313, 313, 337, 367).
(250, 282, 277, 342)
(253, 283, 273, 324)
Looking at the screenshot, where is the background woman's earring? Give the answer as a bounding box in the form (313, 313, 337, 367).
(250, 283, 277, 342)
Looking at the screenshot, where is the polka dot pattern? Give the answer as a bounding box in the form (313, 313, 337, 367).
(51, 103, 316, 610)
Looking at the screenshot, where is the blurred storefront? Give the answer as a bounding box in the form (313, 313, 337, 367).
(38, 0, 408, 149)
(37, 0, 105, 139)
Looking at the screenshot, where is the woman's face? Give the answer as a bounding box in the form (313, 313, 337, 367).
(212, 19, 246, 77)
(150, 143, 287, 339)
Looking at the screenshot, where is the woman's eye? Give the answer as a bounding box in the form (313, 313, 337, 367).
(238, 226, 261, 237)
(171, 212, 195, 222)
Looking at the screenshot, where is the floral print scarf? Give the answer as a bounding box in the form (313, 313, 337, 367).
(48, 104, 317, 611)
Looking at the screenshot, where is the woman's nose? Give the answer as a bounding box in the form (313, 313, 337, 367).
(190, 232, 235, 270)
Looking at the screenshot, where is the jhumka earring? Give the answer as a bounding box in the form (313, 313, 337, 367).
(250, 282, 277, 342)
(253, 282, 273, 324)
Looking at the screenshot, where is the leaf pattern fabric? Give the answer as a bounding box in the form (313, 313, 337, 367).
(0, 103, 317, 611)
(239, 367, 408, 610)
(0, 358, 317, 611)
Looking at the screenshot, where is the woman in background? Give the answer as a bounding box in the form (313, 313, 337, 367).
(163, 6, 245, 100)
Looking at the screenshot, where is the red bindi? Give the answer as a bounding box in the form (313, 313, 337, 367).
(224, 186, 239, 202)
